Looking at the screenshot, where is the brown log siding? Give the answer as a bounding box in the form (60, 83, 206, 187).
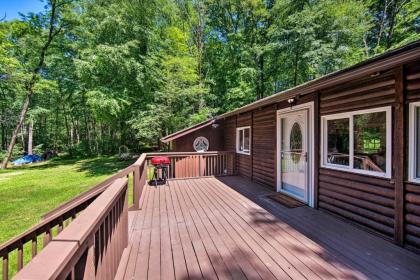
(222, 116, 236, 151)
(405, 183, 420, 249)
(406, 61, 420, 102)
(320, 68, 396, 115)
(319, 168, 395, 238)
(405, 60, 420, 251)
(251, 105, 276, 187)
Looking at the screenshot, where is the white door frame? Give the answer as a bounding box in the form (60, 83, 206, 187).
(276, 102, 315, 207)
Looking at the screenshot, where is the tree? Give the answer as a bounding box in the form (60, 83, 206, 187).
(268, 0, 371, 89)
(0, 0, 419, 160)
(366, 0, 420, 54)
(1, 0, 72, 168)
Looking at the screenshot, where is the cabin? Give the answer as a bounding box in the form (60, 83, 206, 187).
(3, 41, 420, 280)
(161, 40, 420, 252)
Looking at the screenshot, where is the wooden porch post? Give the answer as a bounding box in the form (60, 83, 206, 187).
(394, 65, 406, 246)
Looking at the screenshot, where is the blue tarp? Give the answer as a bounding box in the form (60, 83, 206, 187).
(12, 155, 43, 165)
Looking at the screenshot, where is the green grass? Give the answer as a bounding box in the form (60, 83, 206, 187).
(0, 156, 135, 244)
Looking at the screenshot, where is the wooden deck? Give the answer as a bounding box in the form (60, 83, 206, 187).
(119, 176, 420, 280)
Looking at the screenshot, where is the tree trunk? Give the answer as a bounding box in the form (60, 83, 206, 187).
(1, 0, 62, 169)
(1, 123, 5, 151)
(258, 54, 265, 100)
(1, 104, 6, 150)
(21, 124, 26, 152)
(63, 105, 71, 148)
(1, 93, 32, 168)
(375, 0, 390, 51)
(28, 119, 33, 155)
(293, 42, 300, 87)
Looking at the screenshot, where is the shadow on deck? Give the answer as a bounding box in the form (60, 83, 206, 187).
(120, 176, 420, 280)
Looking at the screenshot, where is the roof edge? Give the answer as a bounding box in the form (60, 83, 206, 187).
(161, 119, 215, 143)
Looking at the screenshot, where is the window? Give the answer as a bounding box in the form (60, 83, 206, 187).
(290, 123, 303, 152)
(236, 126, 251, 155)
(321, 107, 391, 178)
(326, 118, 349, 166)
(409, 102, 420, 182)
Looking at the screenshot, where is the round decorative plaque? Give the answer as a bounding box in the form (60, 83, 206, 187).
(193, 136, 209, 152)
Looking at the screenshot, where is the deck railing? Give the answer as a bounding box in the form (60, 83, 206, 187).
(146, 151, 235, 179)
(2, 151, 235, 279)
(13, 178, 129, 280)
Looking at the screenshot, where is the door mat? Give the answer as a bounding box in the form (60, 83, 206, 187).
(267, 193, 305, 208)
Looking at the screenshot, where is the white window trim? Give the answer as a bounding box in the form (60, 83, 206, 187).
(409, 101, 420, 183)
(236, 126, 251, 155)
(321, 106, 392, 179)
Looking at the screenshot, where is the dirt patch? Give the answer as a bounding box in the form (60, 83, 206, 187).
(0, 172, 25, 177)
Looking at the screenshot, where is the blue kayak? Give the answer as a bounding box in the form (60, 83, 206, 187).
(12, 155, 43, 165)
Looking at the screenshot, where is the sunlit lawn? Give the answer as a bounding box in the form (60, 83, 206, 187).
(0, 156, 135, 244)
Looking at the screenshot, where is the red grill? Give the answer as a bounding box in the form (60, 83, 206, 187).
(150, 156, 170, 185)
(151, 156, 170, 166)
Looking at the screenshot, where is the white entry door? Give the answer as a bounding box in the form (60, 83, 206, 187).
(278, 109, 309, 202)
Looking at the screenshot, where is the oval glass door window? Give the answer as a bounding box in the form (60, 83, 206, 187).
(290, 122, 302, 162)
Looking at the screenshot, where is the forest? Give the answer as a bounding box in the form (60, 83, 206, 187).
(0, 0, 419, 168)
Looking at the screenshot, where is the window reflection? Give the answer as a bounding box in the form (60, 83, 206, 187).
(239, 130, 244, 150)
(244, 128, 250, 151)
(354, 112, 386, 172)
(327, 118, 349, 166)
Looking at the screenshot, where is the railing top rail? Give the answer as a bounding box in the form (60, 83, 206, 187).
(13, 178, 128, 280)
(133, 152, 147, 166)
(145, 151, 234, 157)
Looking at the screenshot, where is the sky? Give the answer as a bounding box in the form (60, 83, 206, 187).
(0, 0, 45, 21)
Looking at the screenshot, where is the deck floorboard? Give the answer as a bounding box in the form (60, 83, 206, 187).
(122, 176, 420, 280)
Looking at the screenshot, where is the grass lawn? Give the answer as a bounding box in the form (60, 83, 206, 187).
(0, 156, 135, 244)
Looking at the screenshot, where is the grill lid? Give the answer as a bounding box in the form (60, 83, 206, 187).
(151, 156, 170, 165)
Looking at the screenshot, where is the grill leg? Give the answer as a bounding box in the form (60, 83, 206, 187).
(163, 166, 168, 185)
(153, 167, 158, 186)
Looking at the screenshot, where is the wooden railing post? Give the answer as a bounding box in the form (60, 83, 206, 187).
(199, 155, 203, 177)
(81, 237, 95, 280)
(139, 163, 147, 209)
(122, 183, 129, 247)
(132, 154, 147, 210)
(2, 254, 8, 280)
(133, 164, 140, 210)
